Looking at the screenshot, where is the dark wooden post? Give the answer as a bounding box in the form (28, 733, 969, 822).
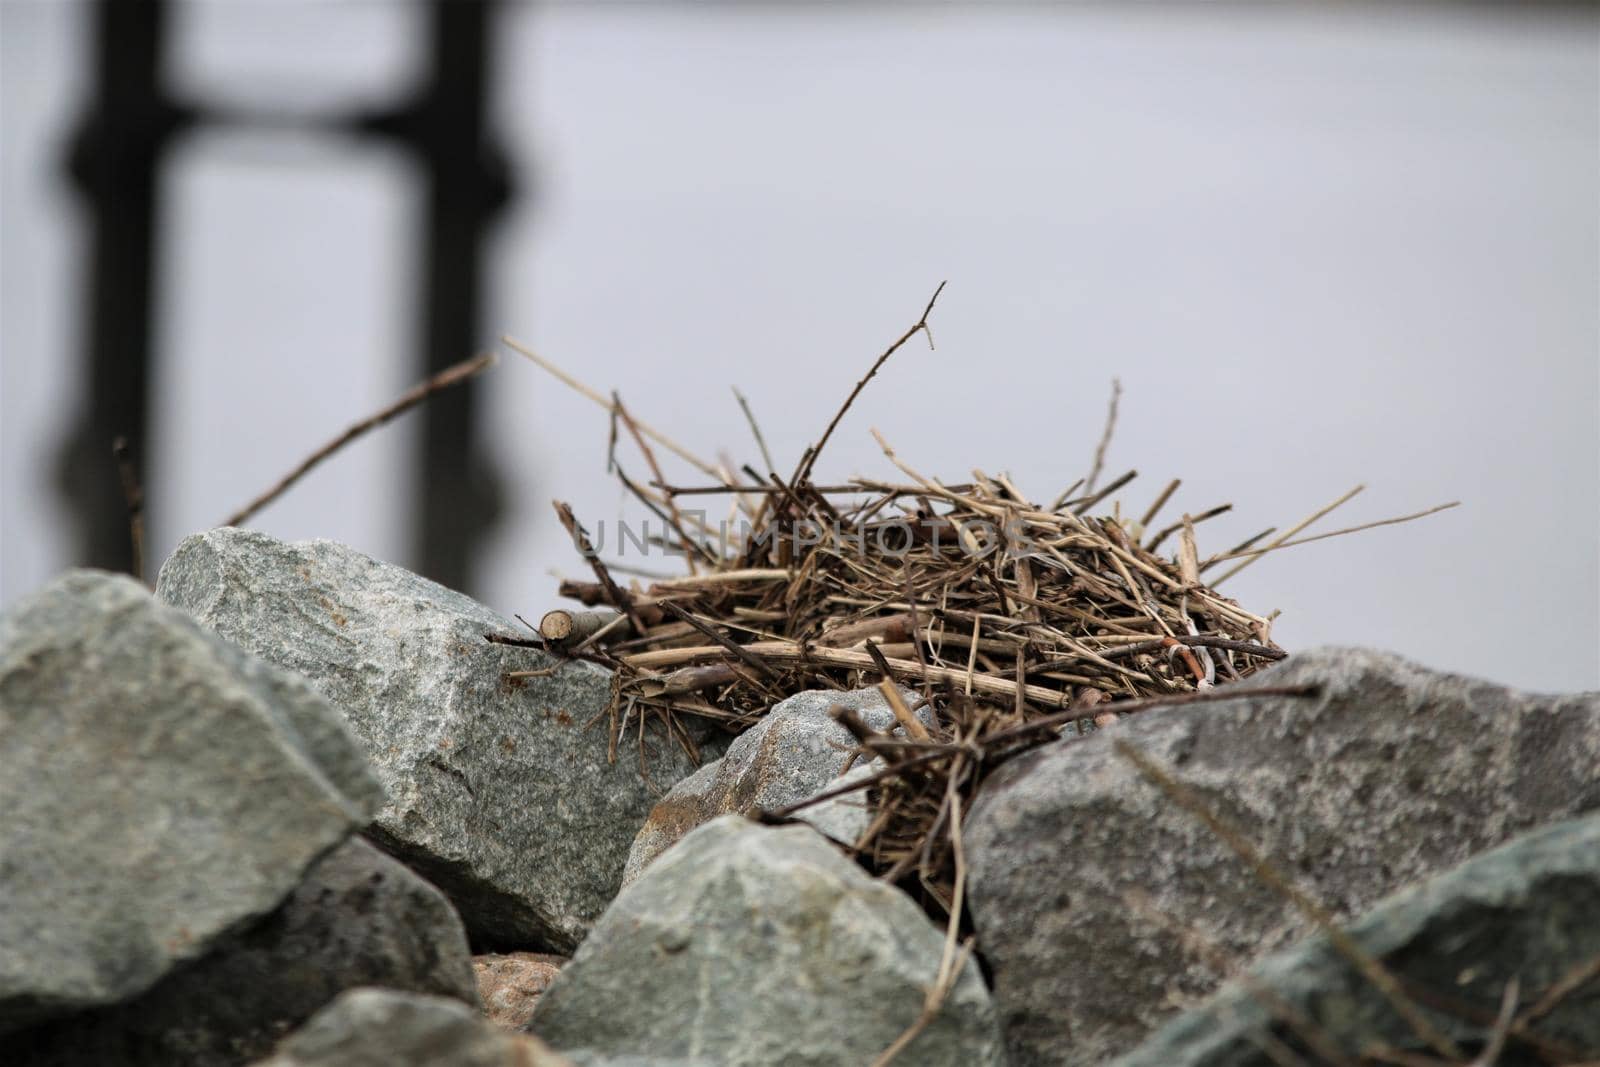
(57, 0, 516, 594)
(59, 0, 190, 573)
(359, 0, 515, 593)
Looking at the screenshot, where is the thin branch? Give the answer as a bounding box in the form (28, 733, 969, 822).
(793, 281, 946, 486)
(1515, 950, 1600, 1029)
(732, 386, 776, 475)
(653, 482, 862, 496)
(1083, 377, 1122, 494)
(552, 500, 646, 635)
(1208, 501, 1461, 578)
(1202, 527, 1276, 574)
(1071, 468, 1138, 517)
(980, 684, 1319, 747)
(657, 600, 781, 681)
(1047, 478, 1086, 514)
(765, 749, 955, 819)
(612, 393, 705, 574)
(1099, 635, 1287, 662)
(613, 465, 719, 568)
(112, 436, 145, 584)
(1466, 977, 1518, 1067)
(502, 336, 720, 478)
(1139, 477, 1181, 529)
(1146, 503, 1233, 553)
(1210, 484, 1364, 585)
(222, 352, 495, 528)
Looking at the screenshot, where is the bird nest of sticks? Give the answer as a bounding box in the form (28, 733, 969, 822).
(499, 284, 1454, 929)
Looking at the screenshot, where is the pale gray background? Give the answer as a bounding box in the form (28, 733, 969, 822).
(3, 1, 1597, 691)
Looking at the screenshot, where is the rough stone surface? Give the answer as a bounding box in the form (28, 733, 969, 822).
(474, 952, 566, 1031)
(622, 687, 926, 885)
(1116, 813, 1600, 1066)
(0, 570, 382, 1034)
(965, 647, 1600, 1066)
(8, 837, 479, 1066)
(157, 528, 719, 952)
(531, 815, 1004, 1066)
(251, 988, 570, 1067)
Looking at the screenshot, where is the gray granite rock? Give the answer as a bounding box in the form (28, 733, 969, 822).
(251, 988, 569, 1067)
(531, 815, 1004, 1067)
(964, 647, 1600, 1066)
(10, 838, 478, 1066)
(0, 570, 382, 1034)
(1115, 813, 1600, 1066)
(157, 528, 716, 952)
(622, 686, 925, 885)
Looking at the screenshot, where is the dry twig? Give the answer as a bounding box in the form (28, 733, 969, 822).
(222, 352, 495, 528)
(1083, 377, 1122, 495)
(112, 435, 146, 584)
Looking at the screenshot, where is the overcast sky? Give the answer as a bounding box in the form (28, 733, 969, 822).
(3, 1, 1596, 692)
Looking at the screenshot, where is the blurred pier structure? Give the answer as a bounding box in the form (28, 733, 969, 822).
(58, 0, 514, 593)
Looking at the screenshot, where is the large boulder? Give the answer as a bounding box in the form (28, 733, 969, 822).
(251, 988, 569, 1067)
(622, 687, 924, 885)
(531, 815, 1004, 1066)
(156, 528, 717, 952)
(1116, 812, 1600, 1066)
(0, 570, 382, 1033)
(10, 838, 478, 1065)
(964, 647, 1600, 1065)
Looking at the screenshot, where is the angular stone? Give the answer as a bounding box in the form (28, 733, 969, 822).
(10, 838, 478, 1066)
(532, 815, 1004, 1066)
(0, 570, 382, 1033)
(474, 952, 566, 1031)
(157, 528, 715, 952)
(1115, 813, 1600, 1066)
(964, 647, 1600, 1066)
(622, 687, 924, 885)
(251, 988, 569, 1067)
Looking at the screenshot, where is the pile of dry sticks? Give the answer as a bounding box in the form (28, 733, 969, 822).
(498, 284, 1455, 927)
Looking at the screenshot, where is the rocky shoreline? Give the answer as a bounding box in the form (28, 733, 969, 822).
(2, 529, 1596, 1065)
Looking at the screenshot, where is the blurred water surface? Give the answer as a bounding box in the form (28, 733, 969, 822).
(2, 2, 1595, 689)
